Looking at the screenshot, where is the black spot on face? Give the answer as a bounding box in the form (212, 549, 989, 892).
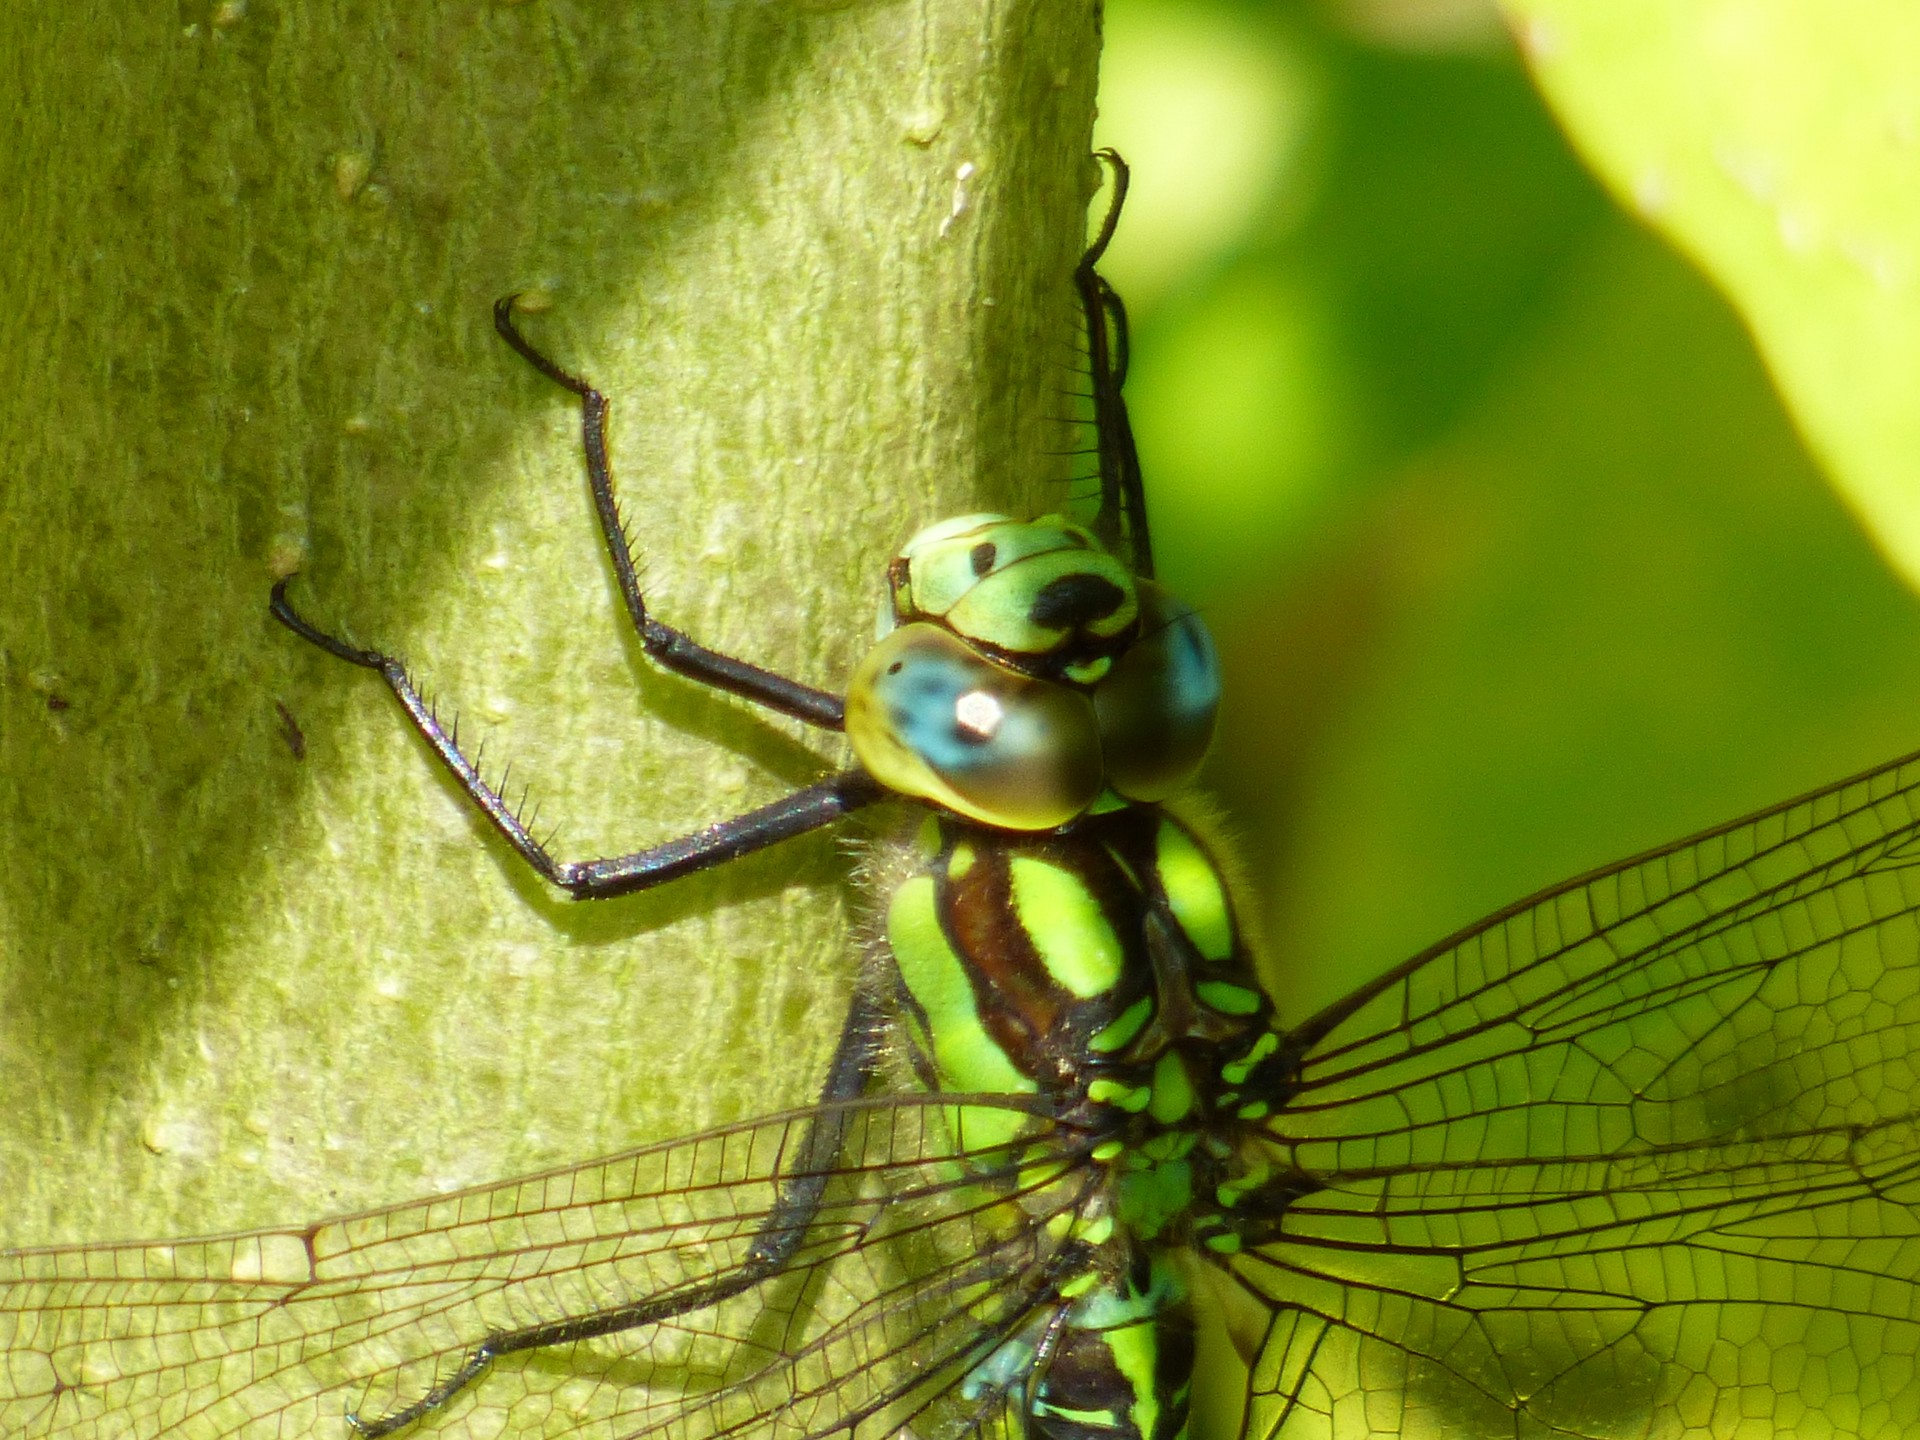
(969, 542, 997, 577)
(1029, 573, 1126, 631)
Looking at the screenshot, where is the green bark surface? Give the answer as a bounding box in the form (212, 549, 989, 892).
(0, 3, 1098, 1245)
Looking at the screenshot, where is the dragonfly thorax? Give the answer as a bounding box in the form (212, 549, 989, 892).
(846, 515, 1222, 830)
(884, 807, 1273, 1140)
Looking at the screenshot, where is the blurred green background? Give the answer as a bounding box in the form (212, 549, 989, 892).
(1094, 0, 1920, 1024)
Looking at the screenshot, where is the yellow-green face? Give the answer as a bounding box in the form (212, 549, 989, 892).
(886, 513, 1142, 678)
(844, 515, 1222, 830)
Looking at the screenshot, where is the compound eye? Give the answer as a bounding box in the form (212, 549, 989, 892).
(1093, 582, 1221, 803)
(846, 624, 1103, 831)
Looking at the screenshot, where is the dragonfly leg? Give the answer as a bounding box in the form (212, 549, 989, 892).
(346, 1350, 494, 1438)
(492, 296, 847, 729)
(1075, 150, 1150, 579)
(348, 990, 891, 1436)
(271, 581, 884, 898)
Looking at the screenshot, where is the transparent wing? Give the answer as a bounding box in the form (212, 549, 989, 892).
(1236, 746, 1920, 1439)
(0, 1096, 1087, 1440)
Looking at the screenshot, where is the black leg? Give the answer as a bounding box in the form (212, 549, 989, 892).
(345, 988, 892, 1438)
(492, 297, 847, 729)
(1076, 150, 1152, 581)
(271, 581, 884, 900)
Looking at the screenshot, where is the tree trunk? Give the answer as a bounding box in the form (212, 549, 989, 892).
(0, 1, 1100, 1244)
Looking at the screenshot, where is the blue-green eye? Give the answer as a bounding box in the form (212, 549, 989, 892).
(844, 623, 1103, 830)
(1092, 582, 1220, 803)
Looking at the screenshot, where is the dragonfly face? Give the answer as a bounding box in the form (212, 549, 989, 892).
(8, 150, 1920, 1440)
(846, 512, 1220, 828)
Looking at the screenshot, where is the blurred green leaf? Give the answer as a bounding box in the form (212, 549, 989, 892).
(1258, 217, 1920, 1023)
(1099, 3, 1920, 1052)
(1103, 17, 1613, 609)
(1502, 0, 1920, 589)
(1095, 3, 1323, 306)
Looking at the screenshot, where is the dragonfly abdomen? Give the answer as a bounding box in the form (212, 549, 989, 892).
(1028, 1251, 1196, 1440)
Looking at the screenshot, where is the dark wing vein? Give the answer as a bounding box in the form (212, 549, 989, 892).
(1239, 747, 1920, 1438)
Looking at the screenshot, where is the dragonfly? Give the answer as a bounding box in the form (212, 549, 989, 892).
(6, 152, 1920, 1440)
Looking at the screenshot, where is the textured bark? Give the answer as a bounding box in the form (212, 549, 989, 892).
(0, 2, 1100, 1243)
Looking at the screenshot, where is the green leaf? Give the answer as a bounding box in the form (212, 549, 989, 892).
(1500, 0, 1920, 587)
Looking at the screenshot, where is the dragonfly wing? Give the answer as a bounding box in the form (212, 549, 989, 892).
(582, 1116, 1090, 1440)
(0, 1096, 1075, 1440)
(1235, 747, 1920, 1438)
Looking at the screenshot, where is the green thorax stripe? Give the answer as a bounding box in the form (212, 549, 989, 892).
(1009, 854, 1125, 997)
(886, 874, 1034, 1099)
(887, 817, 1157, 1097)
(1148, 819, 1234, 963)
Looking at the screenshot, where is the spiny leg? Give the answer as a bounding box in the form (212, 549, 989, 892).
(270, 583, 882, 898)
(345, 987, 893, 1438)
(270, 295, 890, 895)
(491, 296, 846, 727)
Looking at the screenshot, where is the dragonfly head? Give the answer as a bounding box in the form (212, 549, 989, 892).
(844, 514, 1220, 830)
